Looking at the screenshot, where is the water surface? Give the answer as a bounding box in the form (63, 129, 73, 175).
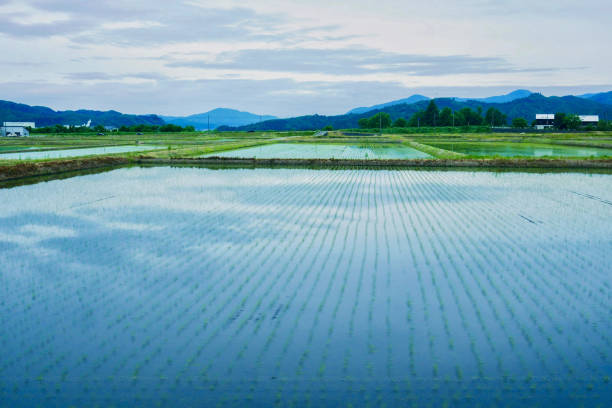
(0, 167, 610, 407)
(203, 143, 432, 159)
(0, 145, 164, 160)
(426, 142, 612, 157)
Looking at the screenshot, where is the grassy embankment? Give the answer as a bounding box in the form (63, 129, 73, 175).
(1, 130, 611, 181)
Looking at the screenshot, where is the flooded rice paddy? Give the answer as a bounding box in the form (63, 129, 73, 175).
(0, 167, 610, 407)
(426, 142, 612, 157)
(0, 145, 164, 160)
(203, 143, 432, 159)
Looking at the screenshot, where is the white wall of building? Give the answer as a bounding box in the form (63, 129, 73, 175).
(3, 122, 35, 128)
(0, 126, 30, 137)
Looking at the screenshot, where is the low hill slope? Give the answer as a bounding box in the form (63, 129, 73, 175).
(0, 100, 164, 127)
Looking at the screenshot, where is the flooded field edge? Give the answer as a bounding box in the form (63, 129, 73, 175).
(3, 157, 612, 189)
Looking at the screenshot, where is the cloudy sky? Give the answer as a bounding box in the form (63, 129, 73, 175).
(0, 0, 610, 117)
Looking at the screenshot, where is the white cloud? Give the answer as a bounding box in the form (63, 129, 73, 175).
(0, 0, 610, 116)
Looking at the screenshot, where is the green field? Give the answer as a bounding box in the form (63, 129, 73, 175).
(0, 130, 611, 168)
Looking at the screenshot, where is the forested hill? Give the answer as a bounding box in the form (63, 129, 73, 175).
(219, 94, 612, 131)
(0, 100, 164, 127)
(581, 91, 612, 106)
(162, 108, 276, 130)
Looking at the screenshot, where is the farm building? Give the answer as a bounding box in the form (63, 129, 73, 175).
(578, 115, 599, 126)
(535, 114, 600, 129)
(1, 126, 30, 137)
(535, 114, 555, 130)
(3, 121, 35, 128)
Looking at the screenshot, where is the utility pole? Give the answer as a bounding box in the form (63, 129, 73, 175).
(207, 115, 210, 133)
(379, 114, 382, 136)
(452, 111, 455, 127)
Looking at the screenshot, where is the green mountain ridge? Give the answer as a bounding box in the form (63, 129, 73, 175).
(0, 100, 164, 127)
(220, 93, 612, 131)
(162, 108, 276, 130)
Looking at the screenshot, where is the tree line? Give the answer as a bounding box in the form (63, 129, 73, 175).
(358, 101, 510, 129)
(29, 123, 196, 134)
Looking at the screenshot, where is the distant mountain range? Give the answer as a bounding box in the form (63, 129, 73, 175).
(220, 93, 612, 131)
(579, 91, 612, 106)
(346, 90, 534, 115)
(161, 108, 276, 130)
(2, 89, 611, 131)
(0, 100, 164, 127)
(347, 95, 430, 114)
(454, 89, 534, 104)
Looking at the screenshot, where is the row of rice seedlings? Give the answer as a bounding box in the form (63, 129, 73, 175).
(343, 171, 375, 379)
(416, 171, 596, 380)
(391, 171, 486, 379)
(218, 169, 360, 381)
(402, 170, 525, 379)
(181, 171, 343, 381)
(69, 178, 274, 382)
(207, 170, 354, 382)
(266, 171, 360, 404)
(117, 172, 321, 385)
(294, 170, 361, 382)
(457, 171, 609, 308)
(68, 169, 316, 384)
(291, 171, 365, 379)
(366, 170, 380, 379)
(385, 174, 418, 382)
(377, 173, 395, 380)
(411, 170, 556, 379)
(431, 171, 609, 376)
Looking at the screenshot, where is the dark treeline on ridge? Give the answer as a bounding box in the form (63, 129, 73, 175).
(30, 123, 195, 134)
(220, 93, 612, 131)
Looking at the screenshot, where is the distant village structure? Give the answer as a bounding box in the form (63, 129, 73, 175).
(535, 114, 599, 130)
(534, 114, 555, 130)
(1, 121, 35, 137)
(578, 115, 600, 126)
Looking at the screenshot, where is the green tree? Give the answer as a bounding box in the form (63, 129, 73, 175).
(458, 108, 482, 126)
(358, 118, 369, 129)
(408, 111, 424, 127)
(367, 112, 392, 129)
(484, 108, 507, 126)
(393, 118, 407, 127)
(453, 110, 466, 126)
(597, 120, 611, 131)
(554, 113, 567, 129)
(512, 117, 528, 128)
(323, 125, 333, 131)
(564, 114, 582, 130)
(438, 108, 453, 126)
(422, 100, 440, 126)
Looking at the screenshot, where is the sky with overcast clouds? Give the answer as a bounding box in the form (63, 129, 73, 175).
(0, 0, 610, 117)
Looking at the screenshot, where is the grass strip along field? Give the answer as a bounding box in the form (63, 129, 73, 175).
(0, 167, 610, 407)
(0, 131, 612, 181)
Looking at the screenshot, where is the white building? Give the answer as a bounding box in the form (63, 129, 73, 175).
(579, 115, 599, 126)
(3, 121, 35, 128)
(535, 114, 600, 129)
(1, 126, 30, 137)
(535, 114, 555, 130)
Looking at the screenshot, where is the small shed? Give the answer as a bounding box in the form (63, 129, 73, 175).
(1, 126, 30, 137)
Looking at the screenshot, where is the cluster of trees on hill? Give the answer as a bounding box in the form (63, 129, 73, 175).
(552, 113, 583, 130)
(118, 124, 195, 132)
(358, 101, 514, 129)
(30, 123, 196, 134)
